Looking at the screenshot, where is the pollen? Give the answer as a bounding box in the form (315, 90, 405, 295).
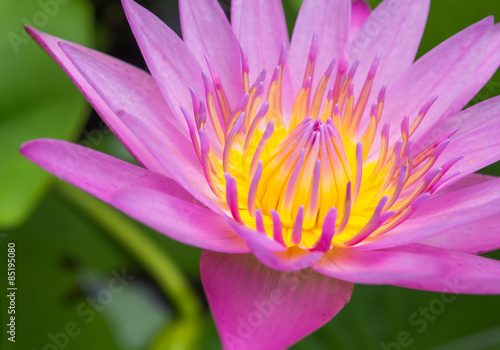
(183, 35, 458, 251)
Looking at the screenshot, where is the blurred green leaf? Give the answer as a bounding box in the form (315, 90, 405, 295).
(152, 318, 203, 350)
(0, 0, 94, 229)
(0, 188, 136, 350)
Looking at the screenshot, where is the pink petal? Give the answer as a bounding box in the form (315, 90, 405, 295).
(314, 246, 439, 285)
(24, 26, 171, 174)
(379, 18, 499, 149)
(390, 244, 500, 294)
(223, 219, 324, 271)
(438, 173, 498, 195)
(200, 251, 354, 350)
(231, 0, 289, 83)
(20, 139, 192, 203)
(121, 0, 203, 131)
(223, 217, 325, 271)
(179, 0, 243, 108)
(421, 96, 500, 189)
(349, 0, 371, 43)
(350, 0, 429, 105)
(421, 215, 500, 254)
(112, 188, 249, 253)
(287, 0, 351, 95)
(59, 43, 199, 169)
(356, 176, 500, 250)
(315, 244, 500, 294)
(59, 43, 224, 213)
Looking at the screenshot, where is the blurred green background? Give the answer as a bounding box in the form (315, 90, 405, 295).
(1, 0, 500, 349)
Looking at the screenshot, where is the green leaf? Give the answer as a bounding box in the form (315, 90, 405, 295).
(0, 0, 94, 229)
(0, 188, 134, 350)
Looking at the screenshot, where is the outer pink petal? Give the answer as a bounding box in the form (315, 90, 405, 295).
(315, 244, 500, 294)
(231, 0, 289, 83)
(60, 43, 200, 170)
(388, 244, 500, 294)
(378, 18, 500, 149)
(350, 0, 429, 107)
(356, 177, 500, 250)
(20, 139, 192, 203)
(421, 215, 500, 254)
(200, 251, 354, 350)
(59, 43, 224, 213)
(112, 188, 249, 253)
(314, 246, 440, 285)
(438, 173, 497, 195)
(349, 0, 371, 43)
(121, 0, 203, 131)
(420, 96, 500, 189)
(25, 26, 171, 174)
(287, 0, 351, 96)
(179, 0, 242, 108)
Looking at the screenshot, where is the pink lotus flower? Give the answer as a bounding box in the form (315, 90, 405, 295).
(21, 0, 500, 348)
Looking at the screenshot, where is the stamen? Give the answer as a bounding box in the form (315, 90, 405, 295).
(305, 159, 322, 227)
(205, 55, 231, 123)
(343, 195, 391, 246)
(189, 87, 201, 119)
(353, 142, 363, 203)
(225, 173, 242, 223)
(199, 129, 222, 196)
(244, 80, 265, 131)
(281, 149, 306, 215)
(377, 85, 386, 120)
(240, 47, 250, 93)
(223, 112, 246, 172)
(359, 103, 379, 158)
(255, 208, 265, 233)
(249, 120, 274, 178)
(271, 209, 286, 246)
(377, 140, 403, 197)
(349, 53, 381, 136)
(180, 106, 201, 161)
(374, 122, 391, 175)
(311, 59, 336, 119)
(247, 160, 263, 217)
(337, 182, 352, 233)
(375, 193, 430, 236)
(226, 93, 249, 136)
(290, 76, 312, 129)
(404, 139, 450, 189)
(202, 71, 225, 144)
(312, 208, 337, 252)
(409, 95, 438, 136)
(429, 155, 464, 192)
(242, 101, 270, 163)
(302, 33, 319, 87)
(385, 164, 408, 210)
(291, 205, 305, 245)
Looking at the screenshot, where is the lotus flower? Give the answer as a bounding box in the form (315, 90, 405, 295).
(21, 0, 500, 348)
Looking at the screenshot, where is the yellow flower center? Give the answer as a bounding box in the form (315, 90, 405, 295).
(184, 37, 458, 251)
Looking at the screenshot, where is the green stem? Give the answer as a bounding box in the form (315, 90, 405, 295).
(56, 181, 202, 320)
